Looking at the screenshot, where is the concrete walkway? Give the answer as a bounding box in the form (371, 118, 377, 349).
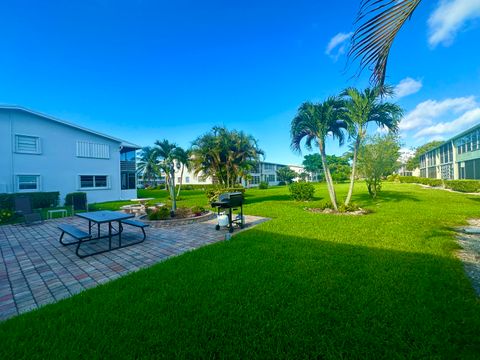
(0, 215, 267, 321)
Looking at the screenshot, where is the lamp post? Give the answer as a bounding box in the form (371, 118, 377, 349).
(169, 161, 181, 217)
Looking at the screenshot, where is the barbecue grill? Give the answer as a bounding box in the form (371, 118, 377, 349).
(211, 192, 244, 233)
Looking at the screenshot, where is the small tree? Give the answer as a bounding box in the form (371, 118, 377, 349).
(302, 153, 323, 181)
(276, 167, 297, 184)
(357, 134, 400, 198)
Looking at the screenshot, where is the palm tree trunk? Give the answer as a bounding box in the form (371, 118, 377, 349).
(345, 136, 361, 206)
(176, 165, 184, 198)
(319, 142, 338, 211)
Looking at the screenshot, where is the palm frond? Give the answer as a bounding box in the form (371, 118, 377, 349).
(349, 0, 421, 87)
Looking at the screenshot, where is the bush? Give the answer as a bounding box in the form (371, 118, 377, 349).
(148, 206, 171, 220)
(205, 187, 245, 202)
(0, 192, 60, 210)
(0, 209, 14, 224)
(386, 174, 400, 182)
(444, 180, 480, 193)
(277, 181, 286, 186)
(399, 176, 443, 187)
(65, 192, 87, 206)
(258, 181, 269, 189)
(289, 182, 315, 201)
(191, 206, 205, 216)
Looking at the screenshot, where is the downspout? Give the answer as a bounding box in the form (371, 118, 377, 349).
(10, 110, 14, 193)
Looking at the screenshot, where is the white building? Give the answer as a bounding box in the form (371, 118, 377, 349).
(0, 106, 140, 204)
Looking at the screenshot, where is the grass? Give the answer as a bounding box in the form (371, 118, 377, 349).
(1, 182, 480, 358)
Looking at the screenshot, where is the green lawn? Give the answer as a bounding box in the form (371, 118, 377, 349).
(1, 182, 480, 358)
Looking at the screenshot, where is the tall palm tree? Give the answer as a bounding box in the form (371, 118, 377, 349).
(154, 139, 178, 192)
(341, 87, 402, 205)
(136, 146, 160, 187)
(349, 0, 422, 88)
(290, 99, 347, 211)
(173, 147, 191, 198)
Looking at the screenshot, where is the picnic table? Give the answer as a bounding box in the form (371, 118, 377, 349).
(58, 211, 148, 258)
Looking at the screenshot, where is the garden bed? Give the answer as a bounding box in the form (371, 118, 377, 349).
(140, 211, 215, 228)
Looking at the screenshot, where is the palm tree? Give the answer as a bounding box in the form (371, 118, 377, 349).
(154, 139, 178, 192)
(190, 127, 263, 188)
(341, 87, 402, 205)
(173, 147, 191, 198)
(290, 99, 347, 211)
(136, 146, 160, 187)
(349, 0, 422, 88)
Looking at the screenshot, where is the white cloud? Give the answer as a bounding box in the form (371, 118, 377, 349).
(414, 108, 480, 137)
(394, 77, 423, 99)
(399, 96, 477, 131)
(428, 0, 480, 47)
(325, 32, 352, 61)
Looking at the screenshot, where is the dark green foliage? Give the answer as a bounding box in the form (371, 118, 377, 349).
(0, 209, 14, 223)
(444, 180, 480, 193)
(289, 181, 315, 201)
(205, 187, 245, 202)
(258, 181, 269, 189)
(0, 192, 59, 210)
(148, 206, 171, 220)
(399, 177, 443, 187)
(386, 174, 400, 182)
(277, 181, 286, 186)
(276, 167, 297, 184)
(65, 192, 87, 206)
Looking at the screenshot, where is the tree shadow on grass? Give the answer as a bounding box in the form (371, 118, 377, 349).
(353, 190, 421, 204)
(244, 194, 293, 205)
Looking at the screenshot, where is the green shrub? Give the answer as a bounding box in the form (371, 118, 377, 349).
(289, 182, 315, 201)
(148, 206, 171, 220)
(0, 192, 60, 210)
(191, 206, 205, 216)
(205, 187, 245, 202)
(399, 176, 443, 187)
(277, 181, 286, 186)
(444, 180, 480, 193)
(0, 209, 14, 223)
(386, 174, 400, 182)
(258, 181, 269, 189)
(65, 192, 87, 206)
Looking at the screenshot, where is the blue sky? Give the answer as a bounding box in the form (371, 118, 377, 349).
(1, 0, 479, 164)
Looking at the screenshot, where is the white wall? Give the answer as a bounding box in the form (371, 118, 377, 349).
(0, 109, 131, 204)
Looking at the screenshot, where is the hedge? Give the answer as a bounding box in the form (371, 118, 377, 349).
(65, 192, 87, 206)
(399, 176, 443, 187)
(444, 180, 480, 193)
(0, 192, 60, 210)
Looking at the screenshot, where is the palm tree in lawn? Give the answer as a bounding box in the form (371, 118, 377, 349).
(137, 146, 160, 187)
(173, 147, 191, 198)
(349, 0, 422, 88)
(291, 99, 347, 211)
(342, 87, 403, 206)
(154, 139, 178, 192)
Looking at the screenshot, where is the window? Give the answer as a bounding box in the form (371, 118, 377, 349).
(185, 177, 190, 183)
(120, 150, 136, 162)
(268, 174, 276, 182)
(76, 141, 110, 159)
(17, 175, 40, 191)
(121, 172, 136, 190)
(79, 175, 109, 189)
(15, 135, 41, 154)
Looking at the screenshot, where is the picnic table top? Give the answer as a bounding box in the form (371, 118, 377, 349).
(76, 210, 134, 223)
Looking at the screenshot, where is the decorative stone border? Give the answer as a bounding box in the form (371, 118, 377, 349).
(139, 211, 216, 228)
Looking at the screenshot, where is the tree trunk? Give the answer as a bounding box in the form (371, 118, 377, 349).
(319, 141, 338, 211)
(176, 165, 184, 198)
(345, 136, 361, 206)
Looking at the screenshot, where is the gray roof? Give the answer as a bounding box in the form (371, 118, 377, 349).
(0, 105, 141, 149)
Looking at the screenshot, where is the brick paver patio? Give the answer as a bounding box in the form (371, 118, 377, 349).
(0, 215, 267, 321)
